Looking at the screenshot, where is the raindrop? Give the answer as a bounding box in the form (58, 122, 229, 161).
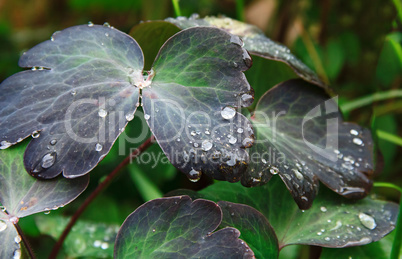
(31, 131, 40, 138)
(350, 129, 359, 136)
(261, 158, 267, 164)
(44, 210, 50, 215)
(144, 114, 150, 120)
(229, 136, 237, 144)
(188, 169, 202, 182)
(125, 113, 134, 121)
(353, 138, 363, 146)
(193, 143, 199, 148)
(103, 22, 111, 27)
(88, 21, 94, 27)
(241, 93, 253, 104)
(50, 139, 57, 145)
(50, 36, 54, 41)
(292, 169, 304, 181)
(324, 237, 331, 241)
(190, 131, 196, 136)
(221, 107, 236, 120)
(41, 152, 57, 169)
(201, 140, 213, 151)
(358, 212, 376, 230)
(71, 90, 77, 96)
(0, 220, 7, 232)
(98, 109, 107, 118)
(14, 235, 21, 244)
(320, 206, 327, 212)
(237, 128, 244, 134)
(270, 166, 279, 175)
(95, 143, 103, 152)
(205, 129, 210, 135)
(13, 249, 21, 259)
(0, 140, 12, 150)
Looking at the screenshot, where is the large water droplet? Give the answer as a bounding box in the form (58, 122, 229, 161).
(358, 212, 376, 230)
(201, 140, 213, 151)
(125, 113, 134, 121)
(98, 109, 107, 118)
(31, 131, 40, 138)
(350, 129, 359, 136)
(353, 138, 363, 146)
(95, 143, 103, 152)
(221, 107, 236, 120)
(0, 220, 7, 232)
(188, 169, 202, 182)
(0, 140, 12, 150)
(41, 152, 57, 168)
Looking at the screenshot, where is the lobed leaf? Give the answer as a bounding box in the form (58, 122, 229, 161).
(0, 143, 89, 218)
(192, 178, 398, 249)
(143, 27, 255, 182)
(114, 196, 255, 258)
(164, 15, 326, 88)
(243, 79, 373, 209)
(0, 24, 143, 179)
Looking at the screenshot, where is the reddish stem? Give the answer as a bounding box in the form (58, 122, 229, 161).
(48, 136, 154, 259)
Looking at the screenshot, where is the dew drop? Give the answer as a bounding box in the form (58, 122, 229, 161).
(201, 140, 213, 151)
(41, 152, 57, 168)
(14, 235, 21, 244)
(292, 169, 304, 180)
(358, 212, 376, 230)
(103, 22, 111, 27)
(317, 232, 322, 236)
(44, 210, 50, 215)
(98, 109, 107, 118)
(205, 129, 210, 135)
(324, 237, 331, 241)
(190, 131, 197, 136)
(350, 129, 359, 136)
(237, 128, 244, 134)
(229, 136, 237, 144)
(71, 90, 77, 96)
(0, 140, 12, 150)
(95, 143, 103, 152)
(101, 242, 109, 249)
(353, 138, 363, 146)
(50, 139, 57, 145)
(270, 166, 279, 175)
(193, 142, 199, 148)
(221, 107, 236, 120)
(241, 93, 253, 104)
(31, 131, 40, 138)
(261, 158, 267, 164)
(144, 114, 150, 120)
(105, 32, 109, 37)
(188, 169, 202, 182)
(13, 249, 21, 259)
(0, 220, 7, 232)
(242, 137, 253, 148)
(125, 113, 134, 121)
(94, 240, 102, 247)
(88, 21, 94, 27)
(320, 206, 327, 212)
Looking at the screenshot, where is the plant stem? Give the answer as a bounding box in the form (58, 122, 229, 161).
(48, 136, 154, 259)
(340, 89, 402, 113)
(373, 182, 402, 259)
(236, 0, 245, 21)
(392, 0, 402, 25)
(14, 222, 36, 259)
(377, 130, 402, 147)
(172, 0, 181, 17)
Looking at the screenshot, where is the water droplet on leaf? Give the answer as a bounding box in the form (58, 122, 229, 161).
(144, 114, 150, 120)
(320, 206, 327, 212)
(88, 21, 94, 27)
(125, 113, 134, 121)
(350, 129, 359, 136)
(201, 140, 213, 151)
(0, 220, 7, 232)
(353, 138, 363, 146)
(41, 152, 57, 168)
(228, 136, 237, 144)
(50, 139, 57, 145)
(31, 131, 40, 138)
(95, 143, 103, 152)
(221, 107, 236, 120)
(188, 169, 201, 182)
(0, 140, 12, 150)
(98, 109, 107, 118)
(14, 235, 21, 244)
(358, 212, 376, 230)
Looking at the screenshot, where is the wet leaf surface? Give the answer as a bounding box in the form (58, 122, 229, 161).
(188, 177, 398, 249)
(218, 201, 279, 258)
(36, 215, 118, 258)
(143, 27, 254, 183)
(0, 212, 21, 259)
(0, 143, 89, 218)
(0, 24, 143, 179)
(243, 79, 374, 209)
(114, 196, 255, 258)
(164, 16, 325, 88)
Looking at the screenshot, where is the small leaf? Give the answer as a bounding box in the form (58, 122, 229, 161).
(0, 24, 143, 179)
(164, 16, 325, 88)
(243, 79, 373, 209)
(0, 143, 88, 218)
(144, 27, 255, 182)
(218, 201, 279, 258)
(191, 178, 398, 249)
(36, 215, 118, 258)
(0, 212, 21, 259)
(114, 196, 255, 258)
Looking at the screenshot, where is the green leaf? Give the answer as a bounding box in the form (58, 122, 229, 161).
(164, 16, 326, 88)
(218, 201, 279, 258)
(0, 143, 88, 218)
(35, 215, 118, 258)
(0, 24, 143, 179)
(114, 196, 255, 258)
(143, 27, 255, 183)
(0, 212, 21, 259)
(193, 177, 398, 249)
(243, 79, 373, 209)
(375, 32, 402, 86)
